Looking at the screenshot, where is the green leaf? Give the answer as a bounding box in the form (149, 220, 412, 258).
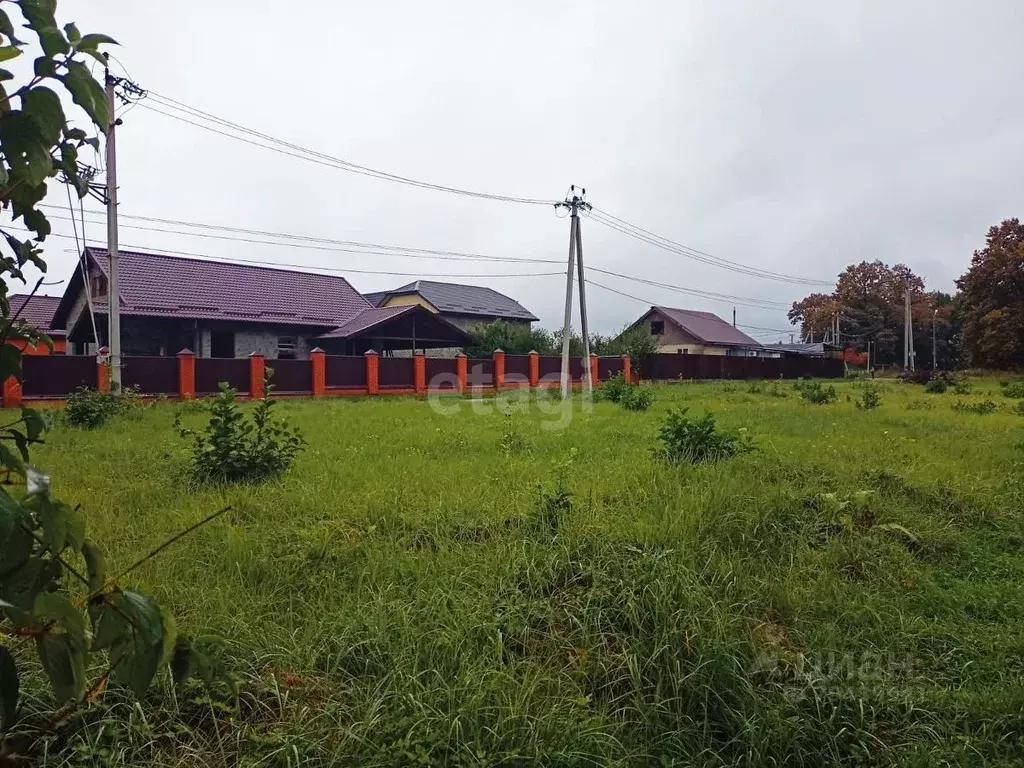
(59, 61, 107, 130)
(63, 507, 85, 552)
(0, 110, 54, 186)
(22, 86, 65, 145)
(169, 635, 194, 686)
(90, 597, 129, 651)
(0, 646, 19, 732)
(20, 408, 46, 442)
(19, 0, 68, 58)
(0, 444, 24, 478)
(34, 592, 86, 649)
(107, 589, 173, 697)
(63, 22, 81, 44)
(36, 633, 85, 703)
(0, 47, 20, 63)
(0, 525, 31, 579)
(36, 497, 66, 556)
(81, 540, 105, 592)
(0, 9, 24, 45)
(77, 33, 118, 51)
(2, 555, 43, 615)
(32, 55, 56, 79)
(0, 343, 21, 383)
(63, 126, 87, 141)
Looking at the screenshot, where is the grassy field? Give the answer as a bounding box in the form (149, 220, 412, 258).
(20, 377, 1024, 766)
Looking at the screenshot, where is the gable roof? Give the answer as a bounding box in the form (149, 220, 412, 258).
(54, 247, 372, 330)
(316, 303, 472, 345)
(362, 290, 389, 308)
(377, 280, 538, 321)
(10, 294, 65, 337)
(646, 306, 761, 348)
(318, 305, 415, 339)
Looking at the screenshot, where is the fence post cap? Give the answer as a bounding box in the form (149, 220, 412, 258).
(412, 349, 425, 356)
(492, 348, 504, 354)
(528, 349, 538, 355)
(621, 353, 630, 358)
(364, 349, 379, 356)
(248, 351, 264, 358)
(176, 348, 194, 356)
(455, 352, 467, 358)
(97, 345, 110, 355)
(310, 346, 325, 354)
(590, 352, 599, 358)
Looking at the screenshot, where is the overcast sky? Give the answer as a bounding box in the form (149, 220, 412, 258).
(18, 1, 1024, 340)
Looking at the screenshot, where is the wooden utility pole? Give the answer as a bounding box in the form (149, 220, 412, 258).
(105, 65, 122, 391)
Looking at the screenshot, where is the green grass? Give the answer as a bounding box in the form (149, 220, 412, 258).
(19, 378, 1024, 766)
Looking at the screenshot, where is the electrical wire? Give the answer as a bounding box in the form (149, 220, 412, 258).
(590, 208, 833, 287)
(64, 185, 99, 346)
(138, 93, 556, 206)
(12, 228, 562, 281)
(38, 206, 795, 310)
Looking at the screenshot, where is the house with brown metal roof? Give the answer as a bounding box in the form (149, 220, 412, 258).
(50, 248, 472, 359)
(628, 306, 763, 357)
(364, 280, 538, 330)
(9, 294, 67, 354)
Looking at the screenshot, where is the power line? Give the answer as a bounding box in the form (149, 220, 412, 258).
(10, 228, 563, 280)
(37, 205, 793, 310)
(590, 208, 833, 287)
(136, 93, 556, 206)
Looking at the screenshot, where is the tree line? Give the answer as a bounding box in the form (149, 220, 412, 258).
(789, 218, 1024, 369)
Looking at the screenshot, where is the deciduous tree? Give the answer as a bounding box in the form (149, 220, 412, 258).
(956, 219, 1024, 369)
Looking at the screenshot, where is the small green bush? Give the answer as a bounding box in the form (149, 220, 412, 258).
(620, 386, 654, 412)
(64, 385, 143, 428)
(176, 375, 304, 484)
(951, 379, 973, 395)
(655, 407, 753, 464)
(794, 381, 837, 404)
(905, 398, 935, 411)
(924, 378, 949, 394)
(855, 385, 882, 410)
(595, 372, 630, 403)
(951, 399, 998, 415)
(1000, 381, 1024, 399)
(1014, 401, 1024, 417)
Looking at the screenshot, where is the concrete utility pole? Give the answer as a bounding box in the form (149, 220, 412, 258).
(574, 211, 592, 396)
(105, 65, 122, 391)
(932, 308, 938, 370)
(904, 290, 915, 372)
(732, 307, 736, 328)
(555, 186, 592, 398)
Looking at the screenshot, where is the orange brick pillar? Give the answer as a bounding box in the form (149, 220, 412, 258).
(413, 351, 426, 394)
(492, 348, 505, 390)
(249, 352, 265, 400)
(2, 374, 21, 408)
(528, 350, 539, 389)
(455, 353, 468, 393)
(622, 354, 632, 384)
(97, 346, 110, 393)
(310, 348, 326, 397)
(177, 349, 195, 400)
(365, 349, 379, 395)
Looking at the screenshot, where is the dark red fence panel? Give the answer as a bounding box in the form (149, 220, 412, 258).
(642, 353, 845, 381)
(504, 355, 530, 380)
(325, 356, 365, 389)
(22, 355, 96, 397)
(568, 357, 585, 380)
(269, 359, 312, 393)
(122, 356, 179, 395)
(195, 358, 249, 394)
(426, 358, 458, 389)
(597, 357, 624, 380)
(468, 359, 495, 388)
(538, 356, 561, 379)
(378, 357, 413, 389)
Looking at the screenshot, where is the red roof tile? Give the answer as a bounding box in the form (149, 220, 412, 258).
(10, 294, 65, 336)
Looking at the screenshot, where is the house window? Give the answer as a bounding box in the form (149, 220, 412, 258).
(278, 336, 297, 360)
(210, 330, 234, 358)
(90, 275, 107, 299)
(679, 348, 688, 354)
(650, 320, 665, 336)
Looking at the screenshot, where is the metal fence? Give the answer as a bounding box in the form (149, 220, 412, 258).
(195, 358, 249, 394)
(122, 356, 179, 395)
(270, 359, 313, 393)
(325, 355, 365, 389)
(378, 357, 414, 389)
(642, 354, 843, 381)
(22, 355, 96, 397)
